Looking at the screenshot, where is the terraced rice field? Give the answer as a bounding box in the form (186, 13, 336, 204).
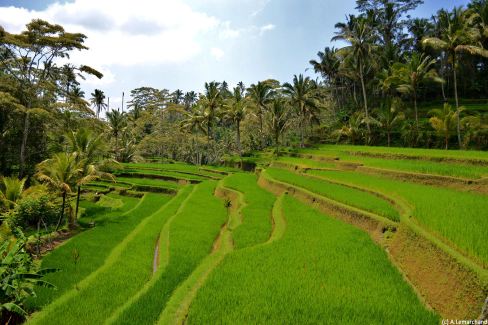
(28, 147, 488, 323)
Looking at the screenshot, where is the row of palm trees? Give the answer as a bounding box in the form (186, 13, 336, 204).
(310, 1, 488, 148)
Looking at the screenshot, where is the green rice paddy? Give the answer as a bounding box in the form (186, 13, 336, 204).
(29, 145, 487, 323)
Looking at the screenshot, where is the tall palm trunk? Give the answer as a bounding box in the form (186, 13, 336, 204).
(19, 111, 30, 177)
(236, 121, 242, 156)
(275, 130, 280, 154)
(359, 61, 371, 142)
(55, 190, 67, 231)
(75, 185, 81, 224)
(299, 103, 306, 148)
(413, 89, 419, 132)
(452, 52, 461, 148)
(259, 106, 265, 149)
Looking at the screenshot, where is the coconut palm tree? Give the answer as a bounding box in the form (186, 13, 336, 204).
(68, 128, 116, 219)
(106, 109, 127, 159)
(35, 152, 84, 230)
(374, 99, 405, 147)
(390, 53, 442, 130)
(247, 81, 273, 148)
(180, 105, 208, 136)
(332, 15, 377, 140)
(224, 87, 248, 154)
(266, 97, 291, 153)
(282, 74, 319, 147)
(429, 103, 461, 149)
(90, 89, 107, 118)
(172, 89, 184, 104)
(183, 91, 198, 110)
(334, 112, 365, 145)
(200, 82, 222, 140)
(423, 6, 488, 147)
(0, 177, 26, 211)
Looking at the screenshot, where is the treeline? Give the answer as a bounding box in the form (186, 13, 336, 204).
(1, 0, 488, 180)
(311, 0, 488, 149)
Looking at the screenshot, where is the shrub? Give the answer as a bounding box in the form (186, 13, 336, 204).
(8, 195, 58, 230)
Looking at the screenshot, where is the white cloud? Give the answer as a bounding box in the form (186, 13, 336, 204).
(260, 23, 275, 35)
(210, 47, 225, 60)
(219, 21, 241, 40)
(0, 0, 219, 69)
(250, 0, 271, 17)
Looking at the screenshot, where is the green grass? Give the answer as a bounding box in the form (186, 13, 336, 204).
(299, 148, 488, 179)
(27, 193, 165, 309)
(305, 144, 488, 162)
(88, 180, 131, 189)
(222, 173, 275, 248)
(116, 176, 179, 189)
(29, 190, 179, 325)
(119, 168, 209, 181)
(307, 169, 488, 265)
(106, 181, 227, 325)
(266, 168, 399, 221)
(187, 195, 438, 324)
(274, 156, 337, 169)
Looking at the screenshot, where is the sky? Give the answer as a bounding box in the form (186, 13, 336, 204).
(0, 0, 470, 111)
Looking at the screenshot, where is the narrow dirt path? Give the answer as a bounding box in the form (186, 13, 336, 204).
(155, 182, 245, 325)
(104, 186, 197, 325)
(156, 180, 288, 325)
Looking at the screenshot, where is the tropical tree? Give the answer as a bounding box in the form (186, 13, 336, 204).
(333, 15, 377, 140)
(67, 128, 115, 219)
(247, 81, 273, 148)
(172, 89, 184, 104)
(180, 105, 207, 136)
(224, 87, 248, 154)
(423, 6, 488, 147)
(266, 97, 292, 153)
(90, 89, 107, 118)
(334, 112, 364, 145)
(35, 152, 84, 230)
(200, 82, 222, 140)
(374, 99, 405, 147)
(390, 53, 442, 130)
(0, 231, 57, 323)
(429, 103, 461, 149)
(0, 177, 26, 211)
(282, 74, 319, 147)
(0, 19, 102, 176)
(183, 91, 198, 110)
(106, 109, 127, 159)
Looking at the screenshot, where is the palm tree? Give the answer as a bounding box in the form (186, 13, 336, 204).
(374, 100, 405, 147)
(90, 89, 107, 118)
(172, 89, 184, 104)
(224, 87, 248, 154)
(333, 15, 377, 140)
(0, 176, 26, 211)
(247, 81, 273, 148)
(106, 109, 127, 160)
(35, 152, 83, 230)
(334, 112, 364, 145)
(282, 74, 319, 147)
(200, 82, 222, 140)
(429, 103, 460, 149)
(266, 97, 291, 153)
(68, 128, 115, 219)
(423, 6, 488, 147)
(237, 81, 246, 95)
(309, 47, 340, 85)
(183, 91, 198, 110)
(180, 105, 208, 136)
(391, 53, 442, 130)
